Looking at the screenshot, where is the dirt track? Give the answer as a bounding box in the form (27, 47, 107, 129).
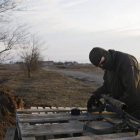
(43, 66, 104, 86)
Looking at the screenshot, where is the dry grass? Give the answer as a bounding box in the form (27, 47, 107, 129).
(0, 64, 98, 108)
(0, 64, 100, 139)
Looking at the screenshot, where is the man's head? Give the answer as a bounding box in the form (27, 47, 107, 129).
(89, 47, 113, 70)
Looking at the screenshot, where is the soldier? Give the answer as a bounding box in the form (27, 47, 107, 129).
(87, 47, 140, 119)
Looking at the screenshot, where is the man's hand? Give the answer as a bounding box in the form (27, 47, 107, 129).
(87, 94, 100, 113)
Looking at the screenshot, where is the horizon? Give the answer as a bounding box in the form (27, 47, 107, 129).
(8, 0, 140, 63)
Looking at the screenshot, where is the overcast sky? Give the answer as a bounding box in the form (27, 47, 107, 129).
(12, 0, 140, 63)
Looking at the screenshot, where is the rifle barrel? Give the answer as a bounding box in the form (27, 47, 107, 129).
(101, 94, 127, 111)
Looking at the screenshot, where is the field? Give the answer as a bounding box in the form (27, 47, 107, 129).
(0, 64, 100, 108)
(0, 63, 102, 139)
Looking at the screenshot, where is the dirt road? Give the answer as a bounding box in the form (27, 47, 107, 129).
(43, 66, 104, 86)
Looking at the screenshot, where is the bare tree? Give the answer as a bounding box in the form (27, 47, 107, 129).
(0, 0, 22, 23)
(0, 25, 28, 63)
(0, 0, 21, 14)
(20, 36, 42, 78)
(0, 0, 27, 62)
(0, 26, 26, 51)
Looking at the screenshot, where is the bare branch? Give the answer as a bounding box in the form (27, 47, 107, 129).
(20, 35, 42, 78)
(0, 0, 21, 14)
(0, 0, 27, 62)
(0, 25, 28, 62)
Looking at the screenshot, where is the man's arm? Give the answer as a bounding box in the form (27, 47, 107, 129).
(87, 82, 107, 112)
(93, 70, 108, 97)
(92, 84, 106, 97)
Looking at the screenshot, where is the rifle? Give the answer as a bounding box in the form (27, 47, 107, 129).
(84, 94, 140, 135)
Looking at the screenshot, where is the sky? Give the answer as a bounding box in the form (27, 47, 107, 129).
(11, 0, 140, 63)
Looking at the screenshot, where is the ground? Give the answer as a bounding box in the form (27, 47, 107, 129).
(0, 63, 103, 139)
(0, 64, 103, 108)
(44, 64, 104, 86)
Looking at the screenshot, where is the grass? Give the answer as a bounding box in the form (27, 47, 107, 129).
(0, 63, 101, 139)
(0, 64, 98, 108)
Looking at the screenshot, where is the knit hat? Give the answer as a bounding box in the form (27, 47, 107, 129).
(89, 47, 113, 70)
